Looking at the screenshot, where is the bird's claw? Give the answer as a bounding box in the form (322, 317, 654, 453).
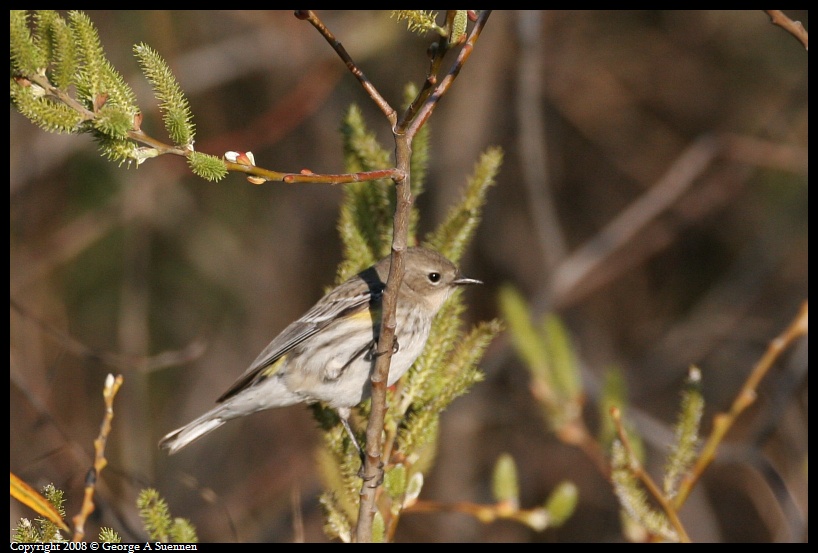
(358, 459, 385, 487)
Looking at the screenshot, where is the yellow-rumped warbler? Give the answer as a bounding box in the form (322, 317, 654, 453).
(159, 247, 481, 454)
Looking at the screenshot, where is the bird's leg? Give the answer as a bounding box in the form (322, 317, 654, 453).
(339, 412, 364, 461)
(363, 338, 400, 361)
(337, 408, 384, 486)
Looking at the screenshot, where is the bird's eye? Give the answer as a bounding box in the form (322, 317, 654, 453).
(428, 272, 441, 283)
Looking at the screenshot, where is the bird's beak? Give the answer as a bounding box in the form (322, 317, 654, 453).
(453, 276, 482, 286)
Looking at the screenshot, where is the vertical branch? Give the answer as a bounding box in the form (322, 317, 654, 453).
(355, 135, 414, 542)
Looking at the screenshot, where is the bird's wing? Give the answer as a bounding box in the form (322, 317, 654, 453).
(216, 282, 380, 403)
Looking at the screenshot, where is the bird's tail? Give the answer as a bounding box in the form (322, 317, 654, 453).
(159, 376, 304, 454)
(159, 404, 232, 455)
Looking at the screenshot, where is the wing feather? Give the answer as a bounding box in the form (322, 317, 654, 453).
(216, 282, 379, 402)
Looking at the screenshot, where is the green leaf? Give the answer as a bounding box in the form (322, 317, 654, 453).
(98, 527, 121, 543)
(499, 285, 551, 382)
(94, 104, 135, 139)
(384, 463, 408, 499)
(391, 11, 443, 36)
(541, 313, 581, 400)
(336, 105, 396, 280)
(69, 11, 137, 116)
(138, 489, 172, 542)
(45, 14, 77, 89)
(450, 10, 468, 43)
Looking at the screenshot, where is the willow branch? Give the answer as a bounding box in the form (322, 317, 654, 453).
(72, 374, 124, 542)
(23, 72, 400, 186)
(355, 136, 414, 543)
(549, 136, 721, 305)
(612, 408, 690, 543)
(672, 301, 808, 508)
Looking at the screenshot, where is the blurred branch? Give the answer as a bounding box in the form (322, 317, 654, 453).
(515, 11, 567, 274)
(764, 10, 809, 51)
(550, 135, 721, 306)
(673, 301, 808, 508)
(721, 133, 809, 174)
(406, 498, 553, 532)
(547, 130, 807, 309)
(10, 298, 207, 372)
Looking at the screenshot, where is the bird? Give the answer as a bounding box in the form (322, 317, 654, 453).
(159, 247, 481, 455)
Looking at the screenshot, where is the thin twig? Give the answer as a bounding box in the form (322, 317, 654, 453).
(399, 14, 455, 128)
(296, 10, 397, 126)
(282, 168, 404, 184)
(764, 10, 809, 51)
(72, 374, 124, 542)
(405, 498, 547, 530)
(672, 301, 809, 508)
